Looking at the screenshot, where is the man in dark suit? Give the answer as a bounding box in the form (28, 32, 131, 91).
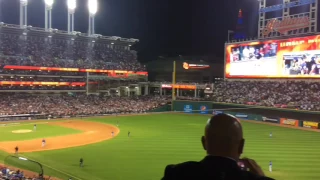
(162, 113, 274, 180)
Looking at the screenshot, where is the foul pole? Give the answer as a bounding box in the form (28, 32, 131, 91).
(171, 61, 176, 111)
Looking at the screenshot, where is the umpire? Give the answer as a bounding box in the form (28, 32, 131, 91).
(161, 114, 275, 180)
(80, 158, 84, 167)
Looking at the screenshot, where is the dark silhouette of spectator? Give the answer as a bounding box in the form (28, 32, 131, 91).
(161, 114, 274, 180)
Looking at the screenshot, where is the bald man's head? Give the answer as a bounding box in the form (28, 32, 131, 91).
(201, 113, 245, 160)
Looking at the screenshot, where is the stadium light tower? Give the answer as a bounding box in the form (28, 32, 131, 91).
(88, 0, 98, 36)
(20, 0, 28, 28)
(67, 0, 76, 34)
(44, 0, 54, 31)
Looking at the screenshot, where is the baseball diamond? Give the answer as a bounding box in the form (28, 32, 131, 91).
(0, 113, 320, 180)
(0, 120, 119, 153)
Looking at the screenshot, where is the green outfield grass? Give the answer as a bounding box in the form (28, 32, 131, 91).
(1, 113, 320, 180)
(0, 123, 82, 142)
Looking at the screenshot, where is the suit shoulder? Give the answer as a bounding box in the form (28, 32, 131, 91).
(165, 161, 200, 171)
(163, 161, 201, 180)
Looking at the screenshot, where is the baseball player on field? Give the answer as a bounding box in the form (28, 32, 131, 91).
(34, 124, 37, 131)
(15, 146, 19, 155)
(111, 131, 114, 137)
(42, 139, 46, 147)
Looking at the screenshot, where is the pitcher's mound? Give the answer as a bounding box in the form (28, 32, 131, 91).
(12, 129, 32, 134)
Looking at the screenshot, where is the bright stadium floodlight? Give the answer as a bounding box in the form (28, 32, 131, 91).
(44, 0, 54, 7)
(67, 0, 76, 10)
(67, 0, 76, 34)
(88, 0, 98, 15)
(88, 0, 98, 36)
(44, 0, 54, 31)
(20, 0, 28, 28)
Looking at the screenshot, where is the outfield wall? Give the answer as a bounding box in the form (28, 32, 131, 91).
(172, 100, 320, 130)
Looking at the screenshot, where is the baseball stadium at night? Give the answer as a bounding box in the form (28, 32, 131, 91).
(0, 0, 320, 180)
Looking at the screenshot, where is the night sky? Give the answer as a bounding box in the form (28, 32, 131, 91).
(0, 0, 260, 63)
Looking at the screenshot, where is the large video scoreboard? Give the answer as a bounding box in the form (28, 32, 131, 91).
(225, 35, 320, 79)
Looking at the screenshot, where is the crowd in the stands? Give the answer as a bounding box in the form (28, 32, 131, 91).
(174, 80, 320, 111)
(210, 81, 320, 111)
(0, 94, 169, 116)
(0, 33, 145, 71)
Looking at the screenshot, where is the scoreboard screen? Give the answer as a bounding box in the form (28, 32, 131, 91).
(225, 35, 320, 78)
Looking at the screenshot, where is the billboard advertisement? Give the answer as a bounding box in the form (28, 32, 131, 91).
(235, 113, 248, 119)
(161, 84, 196, 90)
(183, 105, 193, 113)
(303, 121, 319, 129)
(212, 110, 223, 115)
(225, 35, 320, 78)
(199, 106, 209, 114)
(262, 116, 279, 123)
(280, 118, 299, 127)
(183, 62, 210, 70)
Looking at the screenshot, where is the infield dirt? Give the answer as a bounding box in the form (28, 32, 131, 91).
(0, 120, 120, 153)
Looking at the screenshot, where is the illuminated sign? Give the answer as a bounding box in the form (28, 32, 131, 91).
(0, 81, 86, 86)
(263, 17, 310, 36)
(161, 84, 196, 90)
(161, 84, 172, 88)
(183, 62, 210, 70)
(3, 65, 148, 77)
(225, 34, 320, 79)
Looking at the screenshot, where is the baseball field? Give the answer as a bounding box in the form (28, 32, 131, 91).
(0, 113, 320, 180)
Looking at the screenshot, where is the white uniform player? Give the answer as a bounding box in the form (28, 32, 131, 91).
(34, 124, 37, 131)
(111, 131, 114, 137)
(269, 161, 272, 172)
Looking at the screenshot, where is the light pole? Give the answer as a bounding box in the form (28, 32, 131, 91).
(88, 0, 98, 36)
(67, 0, 76, 34)
(20, 0, 28, 28)
(44, 0, 54, 31)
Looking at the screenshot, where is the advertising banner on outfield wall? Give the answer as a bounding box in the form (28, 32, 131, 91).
(235, 113, 248, 119)
(183, 105, 193, 113)
(212, 110, 223, 115)
(262, 117, 279, 123)
(199, 106, 209, 114)
(303, 121, 319, 129)
(280, 118, 299, 127)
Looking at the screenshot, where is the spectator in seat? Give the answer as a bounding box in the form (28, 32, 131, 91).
(161, 114, 274, 180)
